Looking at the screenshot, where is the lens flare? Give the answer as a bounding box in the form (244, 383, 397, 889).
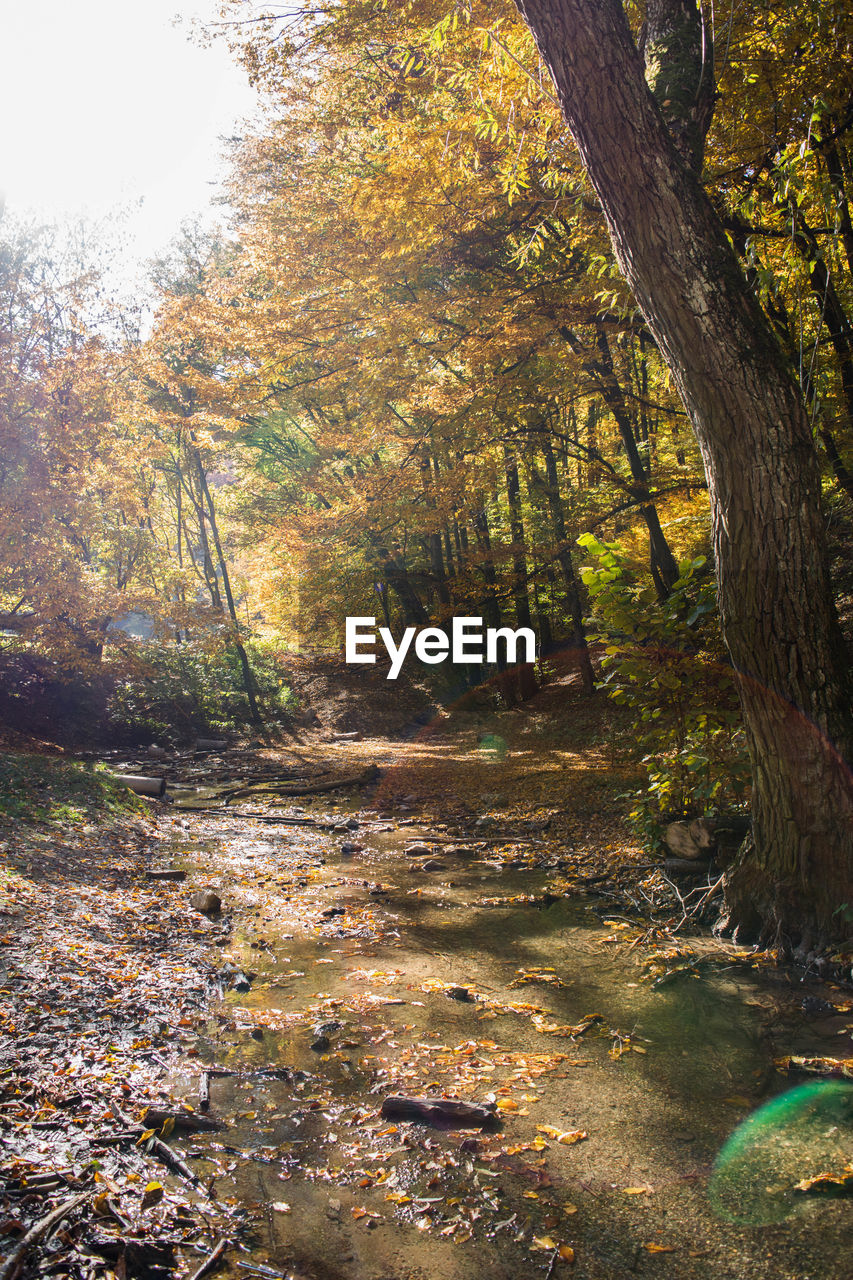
(709, 1081, 853, 1224)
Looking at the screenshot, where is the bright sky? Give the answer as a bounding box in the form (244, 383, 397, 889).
(0, 0, 260, 279)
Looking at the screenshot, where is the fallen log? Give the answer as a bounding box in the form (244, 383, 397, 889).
(110, 773, 167, 797)
(663, 856, 713, 874)
(380, 1094, 501, 1130)
(214, 772, 330, 802)
(140, 1105, 224, 1133)
(260, 764, 380, 798)
(195, 738, 228, 751)
(213, 765, 379, 803)
(146, 869, 186, 882)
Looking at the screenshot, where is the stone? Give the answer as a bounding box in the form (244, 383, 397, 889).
(341, 843, 363, 854)
(404, 844, 432, 856)
(190, 889, 221, 915)
(663, 818, 716, 860)
(421, 859, 447, 871)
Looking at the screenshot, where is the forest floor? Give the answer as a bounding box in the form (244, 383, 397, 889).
(2, 658, 853, 1280)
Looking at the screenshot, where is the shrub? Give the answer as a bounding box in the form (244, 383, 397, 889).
(106, 639, 296, 745)
(578, 533, 750, 846)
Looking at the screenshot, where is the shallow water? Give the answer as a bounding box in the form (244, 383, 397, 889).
(164, 802, 853, 1280)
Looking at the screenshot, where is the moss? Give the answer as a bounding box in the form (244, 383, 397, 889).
(0, 752, 142, 825)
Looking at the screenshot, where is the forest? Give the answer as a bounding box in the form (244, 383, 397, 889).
(1, 3, 852, 1279)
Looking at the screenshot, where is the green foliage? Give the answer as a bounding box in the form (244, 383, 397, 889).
(0, 754, 139, 824)
(578, 534, 750, 843)
(107, 641, 296, 745)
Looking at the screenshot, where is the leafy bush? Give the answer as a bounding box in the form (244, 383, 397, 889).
(107, 639, 296, 745)
(578, 534, 750, 845)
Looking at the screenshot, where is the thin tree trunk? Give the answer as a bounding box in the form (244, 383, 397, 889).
(539, 436, 595, 694)
(504, 447, 538, 700)
(191, 446, 263, 729)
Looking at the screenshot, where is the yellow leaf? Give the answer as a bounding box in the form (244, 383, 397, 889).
(622, 1186, 652, 1195)
(557, 1129, 588, 1145)
(141, 1181, 164, 1209)
(644, 1243, 675, 1253)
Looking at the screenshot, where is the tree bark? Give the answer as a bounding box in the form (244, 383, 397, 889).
(539, 436, 595, 694)
(514, 0, 853, 946)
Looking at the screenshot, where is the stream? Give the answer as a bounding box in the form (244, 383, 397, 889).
(160, 799, 852, 1280)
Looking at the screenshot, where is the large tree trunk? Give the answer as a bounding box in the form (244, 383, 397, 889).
(514, 0, 853, 947)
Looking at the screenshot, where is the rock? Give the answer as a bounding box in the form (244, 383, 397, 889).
(446, 987, 474, 1002)
(190, 889, 222, 915)
(446, 846, 478, 858)
(146, 869, 186, 882)
(345, 818, 360, 829)
(404, 844, 432, 856)
(314, 1019, 345, 1036)
(422, 859, 447, 871)
(320, 906, 346, 918)
(341, 843, 363, 854)
(663, 818, 716, 860)
(219, 965, 254, 992)
(310, 1034, 330, 1052)
(250, 1027, 265, 1041)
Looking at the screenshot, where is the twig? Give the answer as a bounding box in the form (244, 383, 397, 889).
(693, 873, 725, 915)
(0, 1191, 92, 1280)
(189, 1237, 228, 1280)
(111, 1103, 200, 1187)
(545, 1248, 560, 1279)
(199, 1071, 211, 1112)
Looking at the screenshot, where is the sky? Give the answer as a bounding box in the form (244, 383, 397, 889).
(0, 0, 261, 282)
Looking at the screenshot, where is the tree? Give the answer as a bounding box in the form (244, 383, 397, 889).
(512, 0, 853, 947)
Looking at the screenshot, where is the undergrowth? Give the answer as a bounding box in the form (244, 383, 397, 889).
(0, 753, 142, 825)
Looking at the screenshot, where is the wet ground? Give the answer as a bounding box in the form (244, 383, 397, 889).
(158, 796, 853, 1280)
